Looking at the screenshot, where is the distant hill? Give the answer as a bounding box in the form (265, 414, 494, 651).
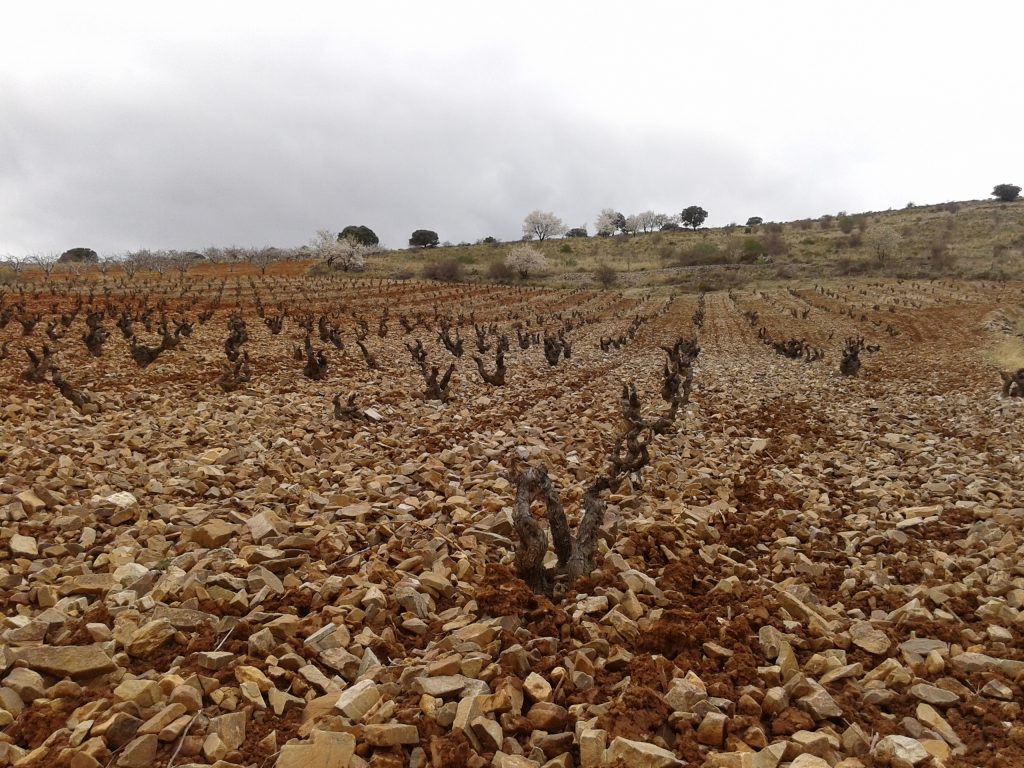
(375, 198, 1024, 290)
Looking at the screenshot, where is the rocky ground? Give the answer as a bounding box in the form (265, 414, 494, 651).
(0, 275, 1022, 768)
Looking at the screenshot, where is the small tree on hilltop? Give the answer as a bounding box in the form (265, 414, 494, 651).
(634, 211, 658, 233)
(506, 244, 547, 279)
(566, 227, 588, 238)
(409, 229, 439, 248)
(522, 210, 566, 241)
(340, 225, 379, 246)
(746, 216, 763, 227)
(653, 213, 678, 230)
(595, 209, 621, 237)
(680, 205, 708, 230)
(993, 184, 1021, 202)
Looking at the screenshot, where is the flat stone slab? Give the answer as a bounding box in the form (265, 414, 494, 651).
(13, 645, 118, 679)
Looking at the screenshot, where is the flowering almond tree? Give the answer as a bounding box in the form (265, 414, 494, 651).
(506, 244, 548, 279)
(312, 229, 367, 272)
(522, 210, 566, 241)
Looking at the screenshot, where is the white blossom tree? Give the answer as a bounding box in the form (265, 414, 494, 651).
(506, 244, 548, 279)
(522, 210, 566, 241)
(622, 215, 640, 236)
(595, 208, 621, 237)
(312, 229, 368, 272)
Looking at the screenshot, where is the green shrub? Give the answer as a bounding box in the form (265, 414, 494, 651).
(738, 237, 764, 263)
(678, 242, 727, 266)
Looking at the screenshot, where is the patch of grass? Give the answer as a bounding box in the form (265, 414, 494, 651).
(983, 338, 1024, 370)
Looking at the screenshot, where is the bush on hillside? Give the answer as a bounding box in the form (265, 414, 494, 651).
(594, 263, 618, 288)
(486, 260, 515, 283)
(422, 259, 464, 282)
(678, 242, 728, 266)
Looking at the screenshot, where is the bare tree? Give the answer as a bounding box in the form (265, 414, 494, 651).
(249, 247, 278, 276)
(121, 257, 140, 280)
(170, 253, 193, 280)
(3, 257, 26, 276)
(30, 253, 58, 281)
(634, 211, 658, 233)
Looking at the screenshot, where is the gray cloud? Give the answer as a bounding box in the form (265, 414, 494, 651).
(1, 1, 1021, 256)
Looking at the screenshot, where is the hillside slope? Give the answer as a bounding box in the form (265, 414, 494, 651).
(380, 198, 1024, 289)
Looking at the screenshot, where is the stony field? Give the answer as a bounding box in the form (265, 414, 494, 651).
(0, 274, 1022, 768)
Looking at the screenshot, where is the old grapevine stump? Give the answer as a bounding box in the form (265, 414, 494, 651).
(512, 466, 609, 596)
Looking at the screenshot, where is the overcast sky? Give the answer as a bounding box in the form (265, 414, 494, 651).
(2, 1, 1021, 255)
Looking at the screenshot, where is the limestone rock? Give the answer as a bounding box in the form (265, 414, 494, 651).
(13, 645, 118, 679)
(125, 620, 175, 657)
(604, 737, 683, 767)
(872, 735, 929, 766)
